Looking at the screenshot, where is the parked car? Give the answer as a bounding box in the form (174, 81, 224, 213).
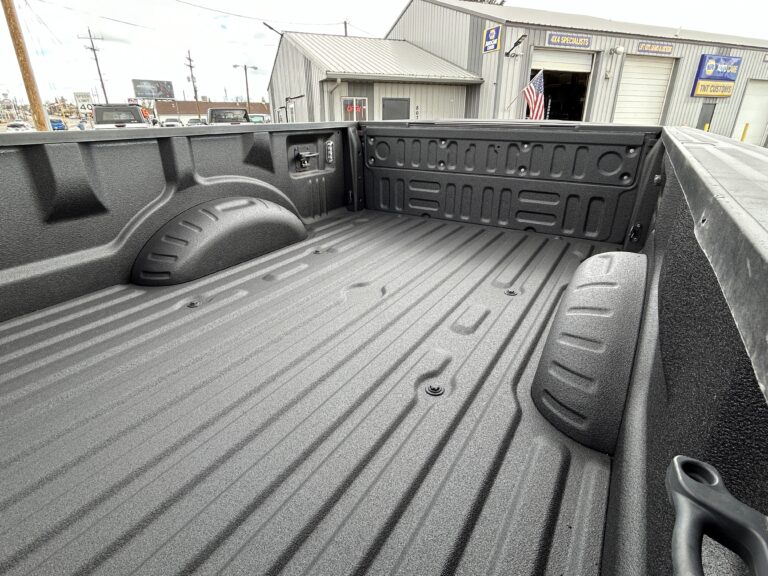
(162, 117, 183, 128)
(207, 107, 249, 125)
(186, 118, 207, 126)
(93, 105, 151, 130)
(49, 118, 68, 131)
(5, 121, 33, 132)
(248, 113, 271, 124)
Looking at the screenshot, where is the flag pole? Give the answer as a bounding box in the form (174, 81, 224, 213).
(505, 69, 544, 114)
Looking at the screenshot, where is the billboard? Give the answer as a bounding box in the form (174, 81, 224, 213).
(691, 54, 742, 98)
(132, 79, 175, 99)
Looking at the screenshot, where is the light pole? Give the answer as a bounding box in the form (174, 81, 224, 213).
(233, 64, 258, 114)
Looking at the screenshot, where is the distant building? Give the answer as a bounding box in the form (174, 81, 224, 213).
(269, 0, 768, 146)
(154, 100, 271, 123)
(268, 33, 482, 123)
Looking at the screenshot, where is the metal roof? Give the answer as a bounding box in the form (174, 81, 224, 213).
(284, 33, 483, 84)
(427, 0, 768, 50)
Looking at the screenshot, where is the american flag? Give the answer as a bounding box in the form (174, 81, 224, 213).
(524, 70, 545, 120)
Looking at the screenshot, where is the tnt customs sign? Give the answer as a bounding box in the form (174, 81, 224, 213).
(483, 25, 501, 53)
(637, 41, 673, 55)
(546, 31, 592, 48)
(691, 54, 742, 97)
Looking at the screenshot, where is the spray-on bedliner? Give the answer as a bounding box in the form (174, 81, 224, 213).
(0, 210, 610, 576)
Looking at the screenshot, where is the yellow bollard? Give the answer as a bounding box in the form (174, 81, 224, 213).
(741, 123, 750, 142)
(703, 123, 710, 132)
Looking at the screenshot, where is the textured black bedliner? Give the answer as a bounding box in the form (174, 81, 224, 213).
(0, 210, 611, 576)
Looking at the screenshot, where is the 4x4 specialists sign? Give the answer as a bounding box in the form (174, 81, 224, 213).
(691, 54, 742, 97)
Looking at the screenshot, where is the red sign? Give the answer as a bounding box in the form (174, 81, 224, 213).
(346, 104, 362, 113)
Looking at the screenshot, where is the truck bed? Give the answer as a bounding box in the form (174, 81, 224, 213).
(0, 210, 611, 575)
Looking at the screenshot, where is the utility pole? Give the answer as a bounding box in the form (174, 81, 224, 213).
(185, 49, 201, 119)
(343, 19, 348, 36)
(233, 64, 257, 114)
(1, 0, 48, 130)
(78, 27, 108, 104)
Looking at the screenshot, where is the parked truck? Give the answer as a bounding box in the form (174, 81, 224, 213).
(0, 120, 766, 576)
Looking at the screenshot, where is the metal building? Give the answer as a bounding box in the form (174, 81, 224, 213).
(387, 0, 768, 144)
(268, 33, 481, 123)
(269, 0, 768, 145)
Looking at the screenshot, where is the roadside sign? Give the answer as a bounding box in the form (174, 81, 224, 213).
(73, 92, 93, 115)
(127, 98, 139, 105)
(483, 25, 501, 53)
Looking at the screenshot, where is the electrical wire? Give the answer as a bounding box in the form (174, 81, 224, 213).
(30, 0, 154, 29)
(174, 0, 344, 27)
(347, 22, 377, 37)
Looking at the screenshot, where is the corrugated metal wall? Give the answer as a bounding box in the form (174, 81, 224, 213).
(386, 0, 768, 138)
(388, 0, 471, 68)
(373, 83, 466, 120)
(268, 38, 324, 123)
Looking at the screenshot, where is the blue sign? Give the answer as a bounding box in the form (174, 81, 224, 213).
(691, 54, 742, 97)
(546, 31, 592, 49)
(483, 25, 501, 53)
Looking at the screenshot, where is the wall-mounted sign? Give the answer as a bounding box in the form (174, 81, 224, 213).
(691, 54, 742, 97)
(637, 41, 673, 55)
(546, 31, 592, 49)
(483, 25, 501, 53)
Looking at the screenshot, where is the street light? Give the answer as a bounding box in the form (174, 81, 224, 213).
(233, 64, 258, 115)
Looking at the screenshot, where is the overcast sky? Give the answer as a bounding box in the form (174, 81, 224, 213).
(1, 0, 766, 105)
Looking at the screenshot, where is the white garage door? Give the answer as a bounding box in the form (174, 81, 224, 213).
(531, 49, 593, 72)
(613, 55, 674, 125)
(732, 80, 768, 146)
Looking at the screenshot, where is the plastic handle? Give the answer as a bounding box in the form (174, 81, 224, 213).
(665, 456, 768, 575)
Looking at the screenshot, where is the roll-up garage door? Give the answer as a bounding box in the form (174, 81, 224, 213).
(732, 80, 768, 146)
(613, 55, 674, 124)
(531, 49, 593, 72)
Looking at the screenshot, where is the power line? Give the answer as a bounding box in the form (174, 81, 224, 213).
(174, 0, 344, 26)
(347, 22, 377, 37)
(31, 0, 153, 29)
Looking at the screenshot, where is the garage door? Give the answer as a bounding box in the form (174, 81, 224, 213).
(613, 55, 674, 125)
(531, 49, 593, 72)
(732, 80, 768, 146)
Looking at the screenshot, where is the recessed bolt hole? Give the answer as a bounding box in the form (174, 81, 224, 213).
(681, 460, 718, 486)
(420, 213, 431, 218)
(504, 288, 518, 296)
(522, 143, 530, 150)
(440, 139, 446, 146)
(518, 167, 527, 174)
(620, 173, 631, 181)
(425, 383, 444, 396)
(628, 147, 636, 154)
(369, 157, 375, 164)
(187, 300, 200, 308)
(701, 217, 707, 224)
(439, 161, 445, 168)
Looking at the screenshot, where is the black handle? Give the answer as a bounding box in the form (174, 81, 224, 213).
(666, 456, 768, 575)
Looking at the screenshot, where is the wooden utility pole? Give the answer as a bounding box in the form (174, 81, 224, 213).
(1, 0, 48, 130)
(185, 50, 201, 120)
(79, 27, 108, 104)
